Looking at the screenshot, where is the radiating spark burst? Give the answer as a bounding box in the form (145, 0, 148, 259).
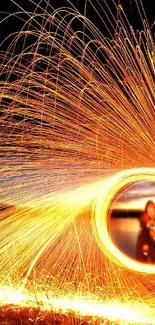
(0, 0, 155, 324)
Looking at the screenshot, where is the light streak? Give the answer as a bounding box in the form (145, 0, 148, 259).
(0, 0, 155, 324)
(0, 284, 155, 325)
(95, 168, 155, 273)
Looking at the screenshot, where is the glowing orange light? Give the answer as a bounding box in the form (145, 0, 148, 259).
(0, 0, 155, 324)
(95, 168, 155, 273)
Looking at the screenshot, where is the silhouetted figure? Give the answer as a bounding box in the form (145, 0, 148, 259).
(136, 200, 155, 263)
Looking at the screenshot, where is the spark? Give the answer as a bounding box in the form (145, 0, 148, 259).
(0, 284, 155, 324)
(0, 0, 155, 324)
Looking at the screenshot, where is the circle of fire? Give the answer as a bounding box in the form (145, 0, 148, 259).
(95, 168, 155, 273)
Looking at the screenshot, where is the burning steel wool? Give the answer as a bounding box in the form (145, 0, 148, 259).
(0, 0, 155, 324)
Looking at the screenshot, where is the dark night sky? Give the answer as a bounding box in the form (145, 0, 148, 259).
(0, 0, 154, 48)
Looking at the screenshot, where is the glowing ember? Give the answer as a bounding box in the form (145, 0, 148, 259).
(0, 1, 155, 324)
(0, 285, 155, 324)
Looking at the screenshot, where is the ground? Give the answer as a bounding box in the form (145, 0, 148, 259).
(0, 305, 97, 325)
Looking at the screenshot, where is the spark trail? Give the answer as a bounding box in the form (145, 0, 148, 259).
(0, 0, 155, 324)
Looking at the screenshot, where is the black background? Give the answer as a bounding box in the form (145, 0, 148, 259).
(0, 0, 154, 49)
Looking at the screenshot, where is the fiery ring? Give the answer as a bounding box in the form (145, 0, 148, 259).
(95, 168, 155, 273)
